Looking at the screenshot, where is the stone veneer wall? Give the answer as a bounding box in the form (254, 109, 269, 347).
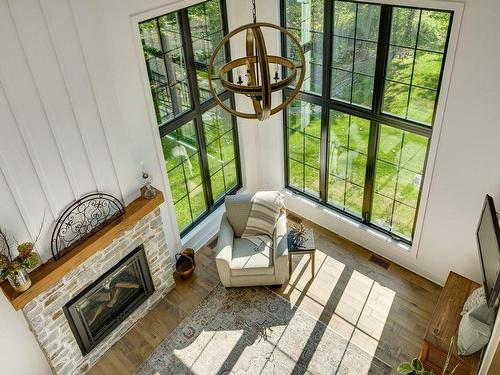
(22, 207, 175, 375)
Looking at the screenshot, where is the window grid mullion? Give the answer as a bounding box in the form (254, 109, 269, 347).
(156, 18, 181, 116)
(362, 5, 391, 222)
(179, 8, 213, 209)
(350, 4, 359, 104)
(404, 10, 423, 119)
(320, 0, 334, 203)
(361, 120, 375, 221)
(302, 125, 306, 192)
(343, 115, 352, 208)
(372, 5, 391, 117)
(217, 123, 228, 194)
(319, 106, 330, 201)
(388, 131, 407, 229)
(228, 94, 243, 191)
(181, 161, 194, 222)
(220, 0, 233, 83)
(179, 9, 202, 111)
(195, 113, 214, 208)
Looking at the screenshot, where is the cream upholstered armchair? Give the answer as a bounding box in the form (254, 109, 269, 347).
(215, 194, 289, 287)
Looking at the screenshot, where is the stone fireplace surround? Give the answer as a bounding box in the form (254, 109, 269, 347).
(21, 206, 175, 374)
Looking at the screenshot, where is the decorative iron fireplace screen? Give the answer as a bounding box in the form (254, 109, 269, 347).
(63, 245, 154, 355)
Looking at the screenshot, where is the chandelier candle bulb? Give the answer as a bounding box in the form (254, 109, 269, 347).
(273, 63, 279, 81)
(237, 67, 243, 85)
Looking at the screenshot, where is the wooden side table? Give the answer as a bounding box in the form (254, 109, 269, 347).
(287, 228, 316, 277)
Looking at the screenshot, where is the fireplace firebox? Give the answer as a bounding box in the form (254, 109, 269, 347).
(63, 245, 154, 355)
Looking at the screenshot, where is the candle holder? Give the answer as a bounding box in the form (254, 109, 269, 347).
(141, 170, 157, 199)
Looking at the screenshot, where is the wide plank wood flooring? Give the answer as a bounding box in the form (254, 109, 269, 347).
(89, 214, 442, 374)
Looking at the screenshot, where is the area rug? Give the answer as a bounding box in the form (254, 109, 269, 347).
(134, 285, 392, 374)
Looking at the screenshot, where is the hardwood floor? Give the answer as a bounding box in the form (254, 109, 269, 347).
(89, 215, 442, 374)
(487, 343, 500, 375)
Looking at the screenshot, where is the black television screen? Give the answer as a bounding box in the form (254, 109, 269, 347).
(476, 194, 500, 307)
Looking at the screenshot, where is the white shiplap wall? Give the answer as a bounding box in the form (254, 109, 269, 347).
(0, 0, 140, 264)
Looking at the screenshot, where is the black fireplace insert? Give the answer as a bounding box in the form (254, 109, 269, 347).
(63, 245, 154, 355)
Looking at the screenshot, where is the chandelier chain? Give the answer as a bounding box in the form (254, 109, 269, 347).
(252, 0, 257, 23)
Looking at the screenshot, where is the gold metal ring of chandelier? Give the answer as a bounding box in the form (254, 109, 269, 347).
(207, 22, 306, 121)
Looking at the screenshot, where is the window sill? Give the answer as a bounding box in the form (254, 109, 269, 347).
(180, 186, 249, 252)
(282, 189, 413, 254)
(180, 204, 225, 251)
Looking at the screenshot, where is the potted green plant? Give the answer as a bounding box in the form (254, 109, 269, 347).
(0, 240, 41, 293)
(397, 337, 458, 375)
(0, 219, 43, 293)
(397, 358, 433, 375)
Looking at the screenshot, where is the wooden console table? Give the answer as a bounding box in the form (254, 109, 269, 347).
(421, 271, 482, 375)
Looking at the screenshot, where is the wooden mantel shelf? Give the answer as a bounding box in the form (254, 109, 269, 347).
(1, 188, 164, 311)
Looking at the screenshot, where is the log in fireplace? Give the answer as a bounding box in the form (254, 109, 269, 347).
(63, 245, 154, 355)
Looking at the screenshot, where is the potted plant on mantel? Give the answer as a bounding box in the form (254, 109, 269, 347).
(0, 224, 42, 293)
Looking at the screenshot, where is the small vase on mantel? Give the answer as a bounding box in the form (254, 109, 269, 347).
(7, 265, 31, 293)
(140, 163, 157, 199)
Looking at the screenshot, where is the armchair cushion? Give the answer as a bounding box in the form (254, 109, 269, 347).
(230, 237, 274, 277)
(216, 214, 233, 264)
(225, 195, 253, 237)
(274, 212, 288, 259)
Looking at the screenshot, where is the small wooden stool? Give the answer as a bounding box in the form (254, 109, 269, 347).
(287, 228, 316, 278)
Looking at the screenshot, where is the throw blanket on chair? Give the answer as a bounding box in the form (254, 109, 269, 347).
(241, 191, 285, 240)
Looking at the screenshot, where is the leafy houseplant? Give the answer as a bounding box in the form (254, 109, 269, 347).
(0, 221, 43, 293)
(397, 337, 458, 375)
(397, 358, 433, 375)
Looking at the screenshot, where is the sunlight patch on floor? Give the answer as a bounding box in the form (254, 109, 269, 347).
(173, 329, 243, 373)
(335, 270, 373, 325)
(284, 249, 345, 300)
(284, 249, 396, 371)
(357, 282, 396, 341)
(285, 250, 396, 373)
(334, 271, 396, 373)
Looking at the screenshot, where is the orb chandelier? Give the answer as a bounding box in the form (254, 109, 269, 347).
(208, 0, 306, 121)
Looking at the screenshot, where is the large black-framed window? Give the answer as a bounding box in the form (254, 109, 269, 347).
(140, 0, 241, 236)
(282, 0, 453, 244)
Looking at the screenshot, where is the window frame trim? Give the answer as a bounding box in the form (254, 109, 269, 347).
(281, 0, 461, 247)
